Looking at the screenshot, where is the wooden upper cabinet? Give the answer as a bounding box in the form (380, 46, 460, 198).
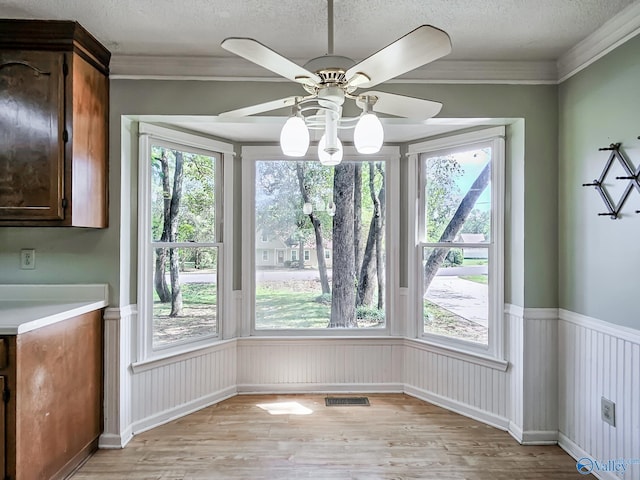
(0, 20, 110, 228)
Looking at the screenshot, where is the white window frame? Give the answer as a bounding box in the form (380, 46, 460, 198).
(303, 250, 310, 262)
(408, 127, 505, 359)
(291, 250, 298, 261)
(262, 250, 269, 261)
(137, 123, 234, 360)
(241, 145, 400, 337)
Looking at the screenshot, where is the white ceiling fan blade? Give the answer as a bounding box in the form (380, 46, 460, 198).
(219, 96, 299, 117)
(346, 25, 452, 89)
(221, 37, 321, 86)
(358, 91, 442, 119)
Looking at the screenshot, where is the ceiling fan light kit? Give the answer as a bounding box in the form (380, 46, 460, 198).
(280, 108, 309, 157)
(220, 0, 452, 165)
(354, 98, 384, 154)
(318, 134, 343, 166)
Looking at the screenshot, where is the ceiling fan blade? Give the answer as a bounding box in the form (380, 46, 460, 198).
(219, 96, 299, 117)
(358, 91, 442, 119)
(221, 37, 321, 86)
(346, 25, 451, 89)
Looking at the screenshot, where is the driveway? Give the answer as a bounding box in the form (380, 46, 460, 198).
(425, 276, 488, 327)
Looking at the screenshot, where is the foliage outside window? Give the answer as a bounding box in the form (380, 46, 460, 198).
(414, 128, 504, 354)
(139, 124, 224, 354)
(254, 159, 387, 330)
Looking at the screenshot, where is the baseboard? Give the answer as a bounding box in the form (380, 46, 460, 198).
(51, 437, 98, 480)
(98, 426, 133, 449)
(404, 384, 510, 432)
(508, 423, 558, 445)
(558, 433, 618, 480)
(236, 383, 405, 394)
(130, 386, 237, 436)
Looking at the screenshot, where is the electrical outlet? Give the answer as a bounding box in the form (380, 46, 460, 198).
(20, 249, 36, 270)
(601, 397, 616, 427)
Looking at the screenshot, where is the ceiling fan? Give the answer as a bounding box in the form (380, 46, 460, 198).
(219, 0, 452, 164)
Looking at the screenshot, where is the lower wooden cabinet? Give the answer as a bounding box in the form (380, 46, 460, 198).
(0, 310, 103, 480)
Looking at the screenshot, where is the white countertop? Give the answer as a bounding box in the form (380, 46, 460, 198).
(0, 284, 109, 335)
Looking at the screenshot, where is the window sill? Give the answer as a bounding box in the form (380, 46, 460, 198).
(405, 338, 509, 372)
(131, 338, 236, 374)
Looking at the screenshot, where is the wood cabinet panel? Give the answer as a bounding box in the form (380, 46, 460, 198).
(70, 54, 109, 226)
(0, 20, 110, 227)
(0, 310, 103, 480)
(0, 51, 65, 220)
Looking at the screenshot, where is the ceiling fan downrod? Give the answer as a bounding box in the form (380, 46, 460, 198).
(327, 0, 334, 55)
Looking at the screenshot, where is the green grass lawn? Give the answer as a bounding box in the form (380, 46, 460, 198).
(153, 280, 385, 335)
(462, 258, 488, 266)
(153, 282, 218, 345)
(423, 299, 487, 344)
(459, 274, 488, 284)
(255, 286, 330, 328)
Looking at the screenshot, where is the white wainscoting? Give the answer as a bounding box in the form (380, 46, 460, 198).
(129, 340, 237, 435)
(558, 309, 640, 480)
(100, 305, 136, 448)
(107, 302, 640, 471)
(404, 339, 510, 431)
(506, 305, 559, 444)
(236, 337, 405, 393)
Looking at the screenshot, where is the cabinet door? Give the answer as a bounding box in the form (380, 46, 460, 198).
(0, 376, 4, 480)
(0, 51, 65, 220)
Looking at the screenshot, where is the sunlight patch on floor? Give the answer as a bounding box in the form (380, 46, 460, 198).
(256, 401, 314, 415)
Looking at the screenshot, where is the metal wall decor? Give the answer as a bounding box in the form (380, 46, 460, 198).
(582, 143, 640, 219)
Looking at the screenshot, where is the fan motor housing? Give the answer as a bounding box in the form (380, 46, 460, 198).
(304, 54, 355, 84)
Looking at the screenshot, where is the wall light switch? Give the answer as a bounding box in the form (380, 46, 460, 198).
(20, 249, 36, 270)
(601, 397, 616, 427)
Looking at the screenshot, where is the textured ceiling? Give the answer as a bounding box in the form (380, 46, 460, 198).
(0, 0, 636, 61)
(2, 0, 636, 142)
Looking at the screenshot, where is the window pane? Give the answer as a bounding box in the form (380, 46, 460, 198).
(422, 246, 488, 345)
(424, 147, 491, 243)
(151, 145, 217, 242)
(255, 160, 386, 329)
(152, 247, 218, 346)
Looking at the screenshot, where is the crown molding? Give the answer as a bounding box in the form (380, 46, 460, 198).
(556, 0, 640, 83)
(110, 3, 640, 85)
(110, 55, 558, 84)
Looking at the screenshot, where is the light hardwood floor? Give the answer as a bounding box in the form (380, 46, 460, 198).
(72, 394, 588, 479)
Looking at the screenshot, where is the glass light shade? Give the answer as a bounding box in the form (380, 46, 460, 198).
(318, 134, 343, 166)
(354, 113, 384, 154)
(302, 202, 313, 215)
(280, 116, 309, 157)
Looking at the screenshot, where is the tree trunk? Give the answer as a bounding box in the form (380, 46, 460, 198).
(296, 162, 330, 294)
(423, 162, 491, 292)
(168, 151, 184, 317)
(357, 163, 385, 307)
(330, 163, 357, 327)
(353, 164, 362, 279)
(357, 215, 377, 306)
(169, 248, 183, 316)
(374, 164, 386, 310)
(154, 151, 171, 302)
(154, 248, 170, 302)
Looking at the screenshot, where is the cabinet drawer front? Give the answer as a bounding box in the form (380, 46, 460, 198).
(0, 51, 65, 220)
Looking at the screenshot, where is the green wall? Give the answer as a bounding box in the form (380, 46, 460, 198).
(0, 79, 559, 311)
(559, 34, 640, 329)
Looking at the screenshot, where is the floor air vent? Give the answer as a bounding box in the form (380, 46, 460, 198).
(325, 397, 370, 406)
